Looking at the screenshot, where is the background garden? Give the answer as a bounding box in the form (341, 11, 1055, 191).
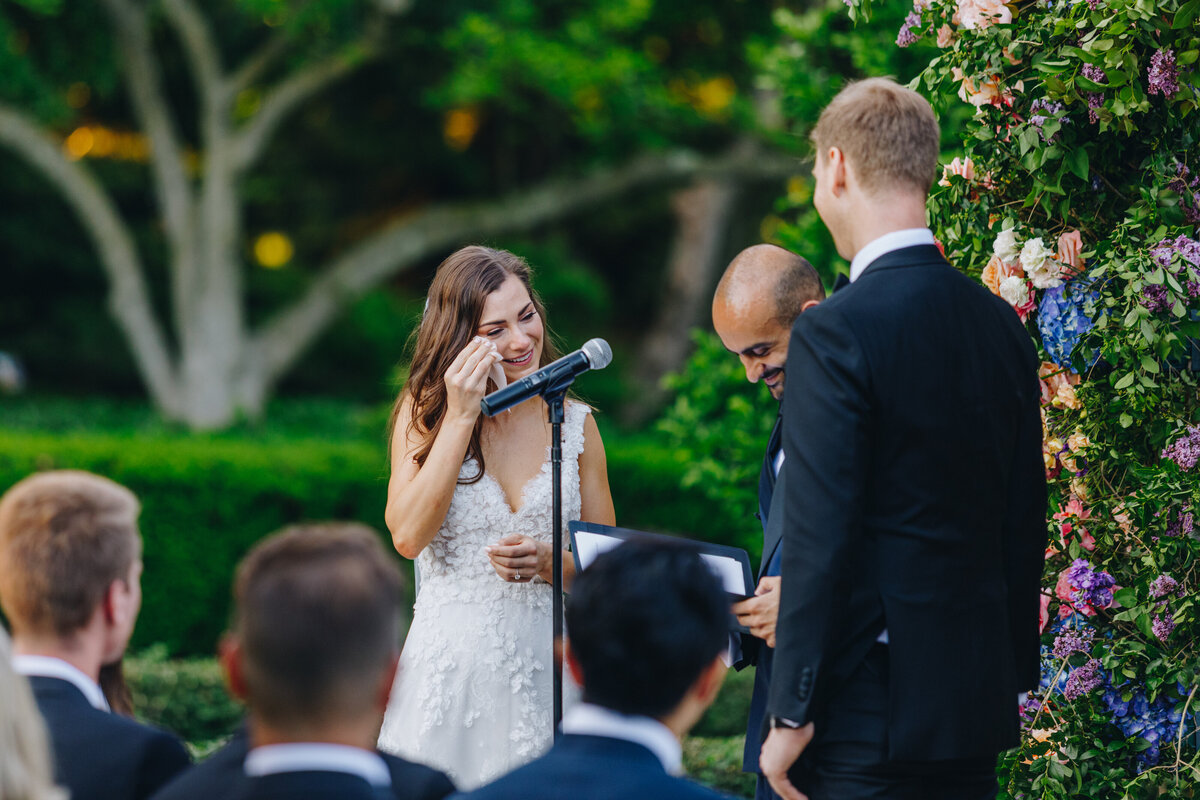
(1, 0, 1197, 796)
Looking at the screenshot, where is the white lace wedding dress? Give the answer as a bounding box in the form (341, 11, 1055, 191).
(378, 402, 588, 790)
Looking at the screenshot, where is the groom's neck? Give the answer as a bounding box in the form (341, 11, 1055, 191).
(840, 192, 929, 261)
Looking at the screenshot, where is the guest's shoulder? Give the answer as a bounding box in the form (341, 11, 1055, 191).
(380, 752, 456, 799)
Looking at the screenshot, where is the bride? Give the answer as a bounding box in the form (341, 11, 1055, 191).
(377, 245, 615, 789)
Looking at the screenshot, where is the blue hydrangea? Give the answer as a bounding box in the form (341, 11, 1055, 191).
(1038, 277, 1099, 367)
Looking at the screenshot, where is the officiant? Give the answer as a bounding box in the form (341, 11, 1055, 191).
(712, 245, 824, 800)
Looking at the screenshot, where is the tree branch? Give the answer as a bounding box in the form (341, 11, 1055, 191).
(0, 102, 179, 411)
(229, 32, 291, 95)
(248, 145, 802, 388)
(161, 0, 225, 108)
(99, 0, 197, 306)
(232, 34, 382, 172)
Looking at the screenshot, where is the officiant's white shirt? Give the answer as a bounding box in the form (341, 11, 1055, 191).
(849, 228, 935, 283)
(561, 703, 682, 775)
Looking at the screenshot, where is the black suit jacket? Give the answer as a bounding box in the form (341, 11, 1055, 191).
(767, 245, 1047, 761)
(150, 725, 455, 800)
(453, 734, 730, 800)
(740, 415, 785, 773)
(230, 771, 385, 800)
(29, 675, 191, 800)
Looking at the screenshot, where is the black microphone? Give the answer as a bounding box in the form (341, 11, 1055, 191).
(481, 338, 612, 416)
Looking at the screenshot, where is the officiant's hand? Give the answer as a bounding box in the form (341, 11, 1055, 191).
(732, 576, 780, 647)
(760, 724, 814, 800)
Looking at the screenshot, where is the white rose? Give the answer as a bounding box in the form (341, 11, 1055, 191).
(998, 275, 1029, 307)
(993, 228, 1021, 262)
(1020, 237, 1062, 288)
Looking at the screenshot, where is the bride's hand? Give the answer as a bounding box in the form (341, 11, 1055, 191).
(444, 337, 501, 424)
(485, 534, 543, 583)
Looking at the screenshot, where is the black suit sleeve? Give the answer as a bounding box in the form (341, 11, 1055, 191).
(135, 730, 192, 800)
(766, 306, 872, 725)
(1004, 348, 1049, 692)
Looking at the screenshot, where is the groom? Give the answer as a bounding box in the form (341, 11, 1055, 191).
(759, 78, 1047, 799)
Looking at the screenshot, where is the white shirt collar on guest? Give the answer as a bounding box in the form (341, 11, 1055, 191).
(244, 743, 391, 788)
(12, 654, 110, 712)
(849, 228, 935, 283)
(561, 702, 682, 775)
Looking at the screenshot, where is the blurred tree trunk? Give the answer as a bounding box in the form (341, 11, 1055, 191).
(622, 176, 739, 425)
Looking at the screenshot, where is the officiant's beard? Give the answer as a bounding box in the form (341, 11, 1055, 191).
(763, 367, 785, 401)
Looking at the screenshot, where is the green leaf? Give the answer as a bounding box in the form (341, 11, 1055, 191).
(1066, 147, 1089, 180)
(1173, 0, 1200, 29)
(1114, 587, 1138, 607)
(1113, 372, 1135, 390)
(1139, 318, 1157, 343)
(1140, 355, 1160, 374)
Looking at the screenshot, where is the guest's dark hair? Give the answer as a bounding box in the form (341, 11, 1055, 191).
(232, 523, 404, 728)
(565, 540, 728, 719)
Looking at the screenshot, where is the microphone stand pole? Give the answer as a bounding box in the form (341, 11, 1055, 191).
(545, 385, 567, 742)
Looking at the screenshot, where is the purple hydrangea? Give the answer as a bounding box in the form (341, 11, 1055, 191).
(1102, 682, 1190, 768)
(896, 11, 921, 47)
(1162, 424, 1200, 470)
(1164, 505, 1194, 538)
(1150, 574, 1180, 599)
(1152, 613, 1176, 642)
(1063, 658, 1104, 700)
(1082, 64, 1107, 83)
(1140, 235, 1200, 311)
(1086, 93, 1103, 123)
(1066, 558, 1116, 609)
(1141, 283, 1172, 312)
(1039, 278, 1099, 367)
(1052, 626, 1094, 658)
(1147, 48, 1180, 97)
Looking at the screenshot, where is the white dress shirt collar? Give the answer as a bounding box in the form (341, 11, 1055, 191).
(561, 702, 682, 775)
(12, 654, 110, 712)
(244, 743, 391, 788)
(849, 228, 936, 283)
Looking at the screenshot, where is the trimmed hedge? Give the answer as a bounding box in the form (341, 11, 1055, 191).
(0, 429, 743, 655)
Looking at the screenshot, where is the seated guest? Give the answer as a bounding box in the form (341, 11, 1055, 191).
(0, 470, 191, 800)
(214, 523, 454, 800)
(457, 540, 733, 800)
(0, 626, 67, 800)
(151, 524, 454, 800)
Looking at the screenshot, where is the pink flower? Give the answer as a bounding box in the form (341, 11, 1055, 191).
(953, 0, 1013, 30)
(939, 156, 976, 186)
(1039, 363, 1081, 409)
(1056, 230, 1084, 276)
(1039, 592, 1051, 632)
(981, 255, 1016, 294)
(952, 68, 1010, 108)
(1052, 495, 1097, 553)
(936, 24, 956, 48)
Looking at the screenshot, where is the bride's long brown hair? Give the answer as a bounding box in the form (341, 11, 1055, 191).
(389, 246, 563, 484)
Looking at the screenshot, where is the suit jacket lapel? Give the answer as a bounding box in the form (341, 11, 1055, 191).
(759, 467, 786, 582)
(757, 414, 782, 526)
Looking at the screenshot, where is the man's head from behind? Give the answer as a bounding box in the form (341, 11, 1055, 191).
(565, 541, 728, 736)
(713, 244, 824, 401)
(0, 470, 143, 664)
(223, 523, 403, 743)
(811, 78, 939, 256)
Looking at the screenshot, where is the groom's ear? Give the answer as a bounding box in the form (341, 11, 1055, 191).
(219, 634, 249, 703)
(827, 146, 849, 196)
(563, 639, 586, 687)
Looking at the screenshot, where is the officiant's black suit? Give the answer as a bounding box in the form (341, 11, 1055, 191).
(29, 675, 191, 800)
(767, 246, 1046, 792)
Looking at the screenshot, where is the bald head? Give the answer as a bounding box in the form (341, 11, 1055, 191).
(714, 245, 824, 328)
(712, 245, 824, 401)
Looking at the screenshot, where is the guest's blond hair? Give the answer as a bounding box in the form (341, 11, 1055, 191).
(812, 77, 940, 197)
(0, 628, 68, 800)
(0, 471, 141, 637)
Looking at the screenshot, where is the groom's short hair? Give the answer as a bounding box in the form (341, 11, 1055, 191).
(231, 523, 403, 727)
(812, 77, 940, 197)
(566, 540, 728, 719)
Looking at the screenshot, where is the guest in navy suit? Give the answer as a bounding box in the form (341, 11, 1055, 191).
(213, 522, 445, 800)
(456, 540, 734, 800)
(712, 245, 825, 800)
(0, 470, 191, 800)
(759, 78, 1046, 800)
